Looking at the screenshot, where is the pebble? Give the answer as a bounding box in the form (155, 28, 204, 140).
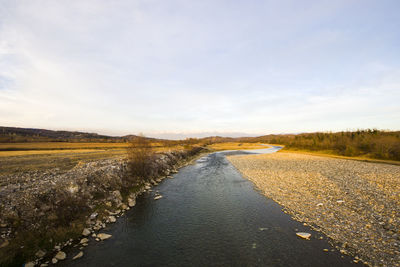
(154, 195, 163, 200)
(24, 262, 35, 267)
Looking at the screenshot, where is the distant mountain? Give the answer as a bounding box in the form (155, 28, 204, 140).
(0, 126, 138, 143)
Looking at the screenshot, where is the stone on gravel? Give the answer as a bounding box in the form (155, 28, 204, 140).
(80, 238, 88, 244)
(108, 216, 116, 223)
(52, 258, 58, 264)
(154, 195, 163, 200)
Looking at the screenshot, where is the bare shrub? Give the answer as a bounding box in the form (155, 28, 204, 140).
(127, 135, 154, 185)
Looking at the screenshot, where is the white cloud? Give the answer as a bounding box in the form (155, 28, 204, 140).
(0, 0, 399, 136)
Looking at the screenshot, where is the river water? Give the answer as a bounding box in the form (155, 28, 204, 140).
(60, 147, 363, 266)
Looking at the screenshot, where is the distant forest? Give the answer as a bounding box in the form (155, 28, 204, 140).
(243, 130, 400, 161)
(0, 126, 133, 143)
(1, 126, 399, 161)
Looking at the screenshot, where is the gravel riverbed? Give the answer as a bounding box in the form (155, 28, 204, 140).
(227, 152, 400, 267)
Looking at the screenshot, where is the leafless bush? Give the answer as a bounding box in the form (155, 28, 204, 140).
(127, 136, 155, 185)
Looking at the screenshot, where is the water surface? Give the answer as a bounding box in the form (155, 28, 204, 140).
(61, 148, 362, 266)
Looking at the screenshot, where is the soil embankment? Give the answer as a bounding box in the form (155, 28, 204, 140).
(228, 152, 400, 267)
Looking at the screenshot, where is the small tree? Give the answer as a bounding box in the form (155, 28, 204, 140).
(127, 135, 154, 185)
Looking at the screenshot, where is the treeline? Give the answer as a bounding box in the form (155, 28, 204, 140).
(243, 129, 400, 161)
(0, 126, 131, 143)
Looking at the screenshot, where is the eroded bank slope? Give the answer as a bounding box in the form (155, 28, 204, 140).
(0, 148, 204, 266)
(227, 152, 400, 267)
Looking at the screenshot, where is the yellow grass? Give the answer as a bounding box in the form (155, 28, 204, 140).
(207, 142, 268, 151)
(0, 149, 109, 157)
(281, 148, 400, 166)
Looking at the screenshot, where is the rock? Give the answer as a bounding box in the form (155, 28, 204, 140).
(91, 233, 97, 237)
(105, 201, 112, 207)
(35, 249, 46, 258)
(316, 203, 323, 206)
(323, 249, 329, 252)
(82, 228, 91, 236)
(109, 216, 116, 223)
(25, 262, 35, 267)
(0, 223, 7, 227)
(112, 190, 122, 200)
(296, 232, 311, 240)
(145, 185, 151, 190)
(121, 204, 128, 210)
(89, 212, 98, 220)
(336, 200, 345, 204)
(52, 258, 58, 264)
(128, 198, 136, 207)
(40, 264, 49, 267)
(54, 245, 60, 250)
(0, 239, 9, 248)
(72, 251, 83, 260)
(154, 195, 163, 200)
(80, 238, 89, 244)
(97, 233, 112, 240)
(55, 251, 66, 260)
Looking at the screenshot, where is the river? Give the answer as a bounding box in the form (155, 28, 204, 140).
(60, 147, 363, 266)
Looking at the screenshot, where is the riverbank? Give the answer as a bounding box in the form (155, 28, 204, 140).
(0, 148, 206, 266)
(227, 152, 400, 267)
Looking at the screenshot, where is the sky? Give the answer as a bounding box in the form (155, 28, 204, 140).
(0, 0, 399, 139)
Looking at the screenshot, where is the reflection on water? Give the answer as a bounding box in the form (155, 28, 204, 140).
(60, 148, 362, 267)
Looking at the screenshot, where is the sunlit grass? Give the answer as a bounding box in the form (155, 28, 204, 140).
(207, 142, 268, 151)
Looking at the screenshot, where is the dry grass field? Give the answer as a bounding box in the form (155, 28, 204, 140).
(207, 142, 267, 151)
(0, 142, 184, 175)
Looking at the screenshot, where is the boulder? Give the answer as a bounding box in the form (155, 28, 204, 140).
(72, 251, 83, 260)
(296, 232, 311, 240)
(35, 249, 46, 258)
(128, 198, 136, 207)
(82, 228, 91, 236)
(0, 239, 9, 248)
(97, 233, 112, 240)
(55, 251, 66, 260)
(154, 195, 163, 200)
